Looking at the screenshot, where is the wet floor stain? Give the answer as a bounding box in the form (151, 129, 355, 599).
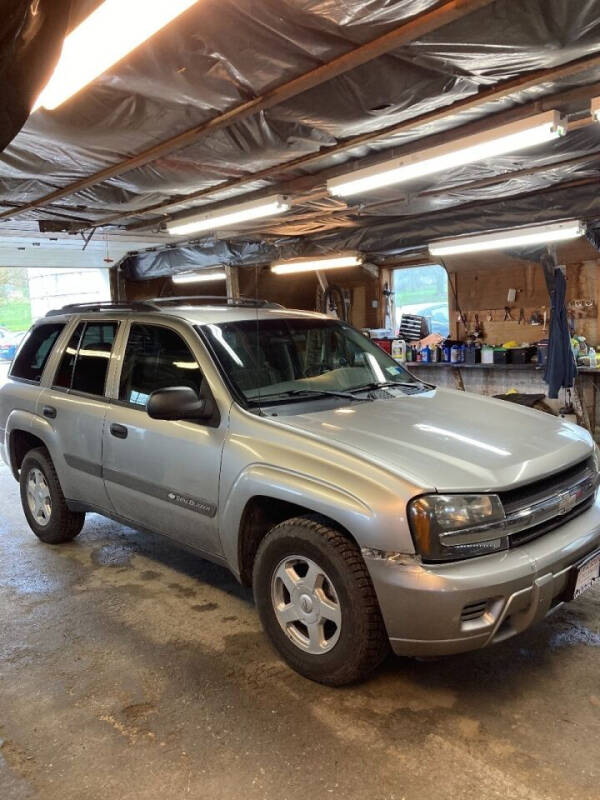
(550, 623, 600, 647)
(139, 570, 161, 581)
(191, 602, 218, 612)
(167, 582, 197, 598)
(122, 703, 156, 722)
(91, 544, 135, 568)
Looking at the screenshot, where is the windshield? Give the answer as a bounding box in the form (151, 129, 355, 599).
(201, 317, 421, 405)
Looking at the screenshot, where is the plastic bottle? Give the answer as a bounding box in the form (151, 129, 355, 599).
(391, 339, 407, 362)
(589, 347, 597, 369)
(421, 346, 431, 363)
(450, 345, 461, 363)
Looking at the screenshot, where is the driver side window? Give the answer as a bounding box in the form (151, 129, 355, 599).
(119, 324, 204, 408)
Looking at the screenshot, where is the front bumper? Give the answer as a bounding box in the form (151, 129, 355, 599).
(365, 494, 600, 657)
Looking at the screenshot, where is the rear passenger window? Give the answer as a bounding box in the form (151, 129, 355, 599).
(53, 323, 85, 388)
(119, 324, 203, 407)
(53, 321, 117, 397)
(10, 323, 65, 383)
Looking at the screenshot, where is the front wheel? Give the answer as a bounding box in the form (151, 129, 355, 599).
(19, 448, 85, 544)
(253, 516, 389, 686)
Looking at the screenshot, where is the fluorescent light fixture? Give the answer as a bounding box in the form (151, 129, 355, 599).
(429, 221, 585, 257)
(172, 269, 227, 284)
(592, 97, 600, 121)
(33, 0, 199, 111)
(168, 195, 290, 236)
(271, 253, 364, 275)
(327, 111, 566, 197)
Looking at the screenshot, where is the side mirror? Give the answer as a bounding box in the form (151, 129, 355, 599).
(147, 386, 214, 421)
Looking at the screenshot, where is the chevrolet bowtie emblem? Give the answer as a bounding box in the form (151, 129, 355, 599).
(558, 490, 577, 515)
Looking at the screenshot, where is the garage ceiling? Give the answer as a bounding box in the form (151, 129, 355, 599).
(3, 0, 600, 277)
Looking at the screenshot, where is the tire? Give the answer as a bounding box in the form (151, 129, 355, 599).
(19, 448, 85, 544)
(253, 515, 390, 686)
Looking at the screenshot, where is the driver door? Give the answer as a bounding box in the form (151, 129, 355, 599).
(103, 321, 225, 557)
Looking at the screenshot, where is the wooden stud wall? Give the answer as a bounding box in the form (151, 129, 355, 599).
(122, 266, 380, 328)
(452, 259, 600, 347)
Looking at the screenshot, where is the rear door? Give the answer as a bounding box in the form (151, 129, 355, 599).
(102, 320, 226, 557)
(38, 318, 120, 511)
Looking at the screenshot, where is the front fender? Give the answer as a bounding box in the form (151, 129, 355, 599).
(221, 463, 378, 575)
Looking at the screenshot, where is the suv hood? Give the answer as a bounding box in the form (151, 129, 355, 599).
(277, 387, 593, 492)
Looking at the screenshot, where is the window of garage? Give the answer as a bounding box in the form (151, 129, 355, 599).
(393, 264, 450, 338)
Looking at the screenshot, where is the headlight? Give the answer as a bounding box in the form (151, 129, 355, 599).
(408, 494, 507, 562)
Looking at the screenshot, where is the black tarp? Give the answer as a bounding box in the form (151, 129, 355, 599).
(0, 0, 73, 151)
(4, 0, 600, 277)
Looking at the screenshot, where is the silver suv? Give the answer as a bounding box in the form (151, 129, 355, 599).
(1, 298, 599, 685)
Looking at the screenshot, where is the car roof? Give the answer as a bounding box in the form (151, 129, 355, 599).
(42, 301, 329, 326)
(158, 305, 329, 325)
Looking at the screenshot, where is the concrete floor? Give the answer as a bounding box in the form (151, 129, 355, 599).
(1, 462, 600, 800)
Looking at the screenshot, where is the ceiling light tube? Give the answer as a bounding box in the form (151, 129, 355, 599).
(271, 254, 364, 275)
(168, 195, 290, 236)
(172, 269, 227, 284)
(429, 221, 585, 257)
(327, 111, 566, 197)
(33, 0, 199, 111)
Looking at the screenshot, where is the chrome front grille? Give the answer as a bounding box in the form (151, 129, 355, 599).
(437, 458, 598, 554)
(499, 457, 597, 549)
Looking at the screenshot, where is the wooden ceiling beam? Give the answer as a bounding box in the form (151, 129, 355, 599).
(0, 0, 495, 222)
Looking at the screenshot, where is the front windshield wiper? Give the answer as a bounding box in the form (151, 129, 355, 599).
(251, 388, 373, 405)
(349, 381, 424, 393)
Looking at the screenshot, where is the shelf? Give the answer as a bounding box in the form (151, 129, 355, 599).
(403, 361, 540, 370)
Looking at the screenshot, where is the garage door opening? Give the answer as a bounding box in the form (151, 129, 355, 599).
(0, 267, 111, 385)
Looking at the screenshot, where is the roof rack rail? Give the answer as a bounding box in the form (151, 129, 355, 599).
(45, 296, 285, 317)
(45, 301, 160, 317)
(149, 295, 284, 309)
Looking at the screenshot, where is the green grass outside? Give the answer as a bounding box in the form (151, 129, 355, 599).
(0, 302, 32, 332)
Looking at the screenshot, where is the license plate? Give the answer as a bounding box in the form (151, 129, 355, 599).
(573, 553, 600, 600)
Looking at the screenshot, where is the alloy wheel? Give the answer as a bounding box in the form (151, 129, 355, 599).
(271, 555, 342, 654)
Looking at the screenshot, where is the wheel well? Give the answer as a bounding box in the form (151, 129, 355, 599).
(237, 496, 353, 587)
(9, 430, 47, 479)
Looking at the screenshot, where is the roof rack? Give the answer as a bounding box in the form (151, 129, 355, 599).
(45, 296, 284, 317)
(45, 301, 160, 317)
(149, 295, 283, 309)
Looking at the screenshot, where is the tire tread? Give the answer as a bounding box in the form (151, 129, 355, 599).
(20, 448, 85, 544)
(254, 514, 389, 686)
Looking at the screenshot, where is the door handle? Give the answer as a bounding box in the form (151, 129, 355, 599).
(110, 423, 128, 440)
(43, 405, 57, 419)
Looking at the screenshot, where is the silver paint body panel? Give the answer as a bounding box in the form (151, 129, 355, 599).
(1, 305, 598, 656)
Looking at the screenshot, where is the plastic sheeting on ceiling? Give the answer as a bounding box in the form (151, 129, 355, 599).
(3, 0, 600, 278)
(0, 0, 74, 152)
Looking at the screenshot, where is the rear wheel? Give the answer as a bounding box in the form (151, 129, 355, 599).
(253, 515, 389, 685)
(19, 448, 85, 544)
